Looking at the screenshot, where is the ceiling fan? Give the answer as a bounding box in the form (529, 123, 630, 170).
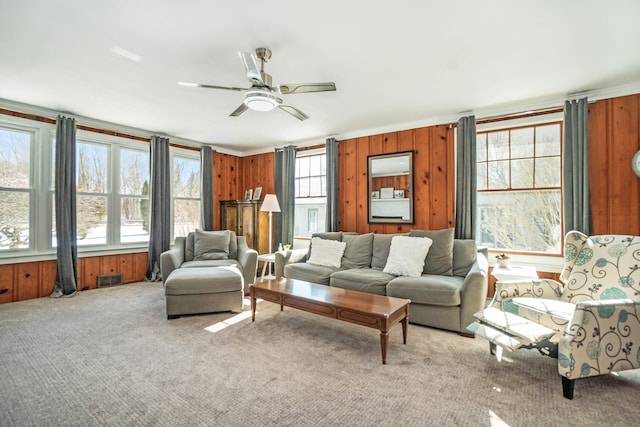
(178, 47, 336, 121)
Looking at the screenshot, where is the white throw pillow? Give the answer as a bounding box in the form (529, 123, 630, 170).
(383, 235, 433, 277)
(307, 237, 347, 268)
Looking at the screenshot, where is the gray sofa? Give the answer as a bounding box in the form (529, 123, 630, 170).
(274, 229, 488, 334)
(161, 230, 258, 293)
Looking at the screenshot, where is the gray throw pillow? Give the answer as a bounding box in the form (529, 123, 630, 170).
(194, 229, 230, 260)
(341, 233, 374, 269)
(452, 239, 477, 277)
(409, 228, 454, 276)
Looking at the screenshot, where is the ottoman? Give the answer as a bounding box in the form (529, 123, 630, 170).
(164, 266, 244, 319)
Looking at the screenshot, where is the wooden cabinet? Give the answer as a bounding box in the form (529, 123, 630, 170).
(0, 264, 15, 303)
(220, 200, 270, 254)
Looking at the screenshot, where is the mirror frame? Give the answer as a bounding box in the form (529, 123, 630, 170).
(367, 150, 414, 224)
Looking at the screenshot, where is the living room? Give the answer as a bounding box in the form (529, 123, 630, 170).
(2, 1, 640, 425)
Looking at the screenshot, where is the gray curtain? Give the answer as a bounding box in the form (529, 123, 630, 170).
(146, 136, 171, 281)
(455, 115, 477, 240)
(200, 145, 214, 231)
(563, 98, 591, 235)
(325, 137, 339, 232)
(274, 145, 296, 247)
(51, 115, 78, 298)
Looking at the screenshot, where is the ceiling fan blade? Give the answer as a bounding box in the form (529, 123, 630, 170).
(230, 103, 248, 117)
(178, 82, 248, 91)
(276, 82, 336, 94)
(278, 103, 309, 121)
(238, 51, 264, 86)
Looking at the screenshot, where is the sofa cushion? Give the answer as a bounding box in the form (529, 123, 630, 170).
(387, 275, 464, 306)
(194, 229, 231, 260)
(284, 262, 339, 286)
(341, 233, 374, 269)
(383, 236, 433, 277)
(330, 268, 393, 295)
(452, 240, 477, 277)
(371, 233, 407, 270)
(308, 237, 347, 268)
(164, 266, 243, 295)
(306, 231, 343, 260)
(409, 228, 454, 276)
(182, 259, 242, 273)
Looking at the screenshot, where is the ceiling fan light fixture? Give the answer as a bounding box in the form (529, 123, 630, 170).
(244, 90, 279, 111)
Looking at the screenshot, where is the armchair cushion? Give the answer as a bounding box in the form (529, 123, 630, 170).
(561, 233, 640, 303)
(194, 229, 231, 260)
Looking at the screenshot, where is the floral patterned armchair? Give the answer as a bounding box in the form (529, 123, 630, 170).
(468, 231, 640, 399)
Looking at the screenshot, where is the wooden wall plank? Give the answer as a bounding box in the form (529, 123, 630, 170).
(341, 138, 358, 232)
(588, 100, 611, 234)
(413, 127, 432, 230)
(356, 137, 370, 233)
(16, 262, 39, 301)
(39, 260, 56, 297)
(0, 264, 15, 303)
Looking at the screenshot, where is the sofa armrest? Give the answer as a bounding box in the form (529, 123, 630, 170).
(460, 251, 489, 331)
(274, 248, 308, 279)
(236, 236, 258, 286)
(559, 298, 640, 380)
(489, 279, 564, 309)
(160, 236, 186, 283)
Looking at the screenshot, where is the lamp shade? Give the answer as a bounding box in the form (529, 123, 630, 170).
(260, 194, 281, 212)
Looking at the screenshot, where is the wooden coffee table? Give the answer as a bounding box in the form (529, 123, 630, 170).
(250, 278, 411, 364)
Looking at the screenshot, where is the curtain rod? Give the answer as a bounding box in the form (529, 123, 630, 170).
(475, 106, 564, 125)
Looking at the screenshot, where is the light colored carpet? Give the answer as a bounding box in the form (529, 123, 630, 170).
(1, 281, 639, 426)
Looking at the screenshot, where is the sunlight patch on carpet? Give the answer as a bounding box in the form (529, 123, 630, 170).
(203, 299, 263, 333)
(489, 410, 511, 427)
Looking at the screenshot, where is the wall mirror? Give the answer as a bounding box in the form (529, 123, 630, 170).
(368, 151, 414, 224)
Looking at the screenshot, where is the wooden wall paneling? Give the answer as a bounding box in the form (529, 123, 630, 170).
(341, 138, 358, 232)
(397, 129, 414, 152)
(337, 139, 347, 231)
(413, 127, 431, 230)
(81, 257, 101, 290)
(355, 137, 370, 234)
(133, 252, 148, 282)
(39, 260, 56, 297)
(102, 255, 118, 276)
(610, 95, 640, 234)
(588, 100, 611, 234)
(16, 262, 39, 301)
(367, 135, 386, 234)
(118, 254, 135, 282)
(0, 264, 15, 303)
(429, 126, 453, 230)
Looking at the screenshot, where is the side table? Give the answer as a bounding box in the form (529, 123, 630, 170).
(491, 265, 538, 295)
(257, 253, 276, 282)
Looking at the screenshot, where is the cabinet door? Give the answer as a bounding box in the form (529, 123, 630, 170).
(222, 204, 238, 233)
(81, 257, 101, 290)
(241, 204, 256, 249)
(0, 264, 15, 304)
(133, 252, 148, 282)
(101, 255, 118, 275)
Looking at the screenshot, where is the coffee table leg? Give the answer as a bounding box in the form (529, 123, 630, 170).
(380, 331, 389, 364)
(402, 316, 408, 344)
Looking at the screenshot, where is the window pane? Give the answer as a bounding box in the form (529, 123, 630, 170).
(121, 148, 150, 196)
(511, 159, 533, 188)
(535, 157, 561, 187)
(510, 127, 534, 158)
(77, 143, 108, 193)
(476, 163, 487, 190)
(174, 199, 199, 237)
(309, 156, 321, 176)
(0, 129, 31, 188)
(298, 177, 310, 197)
(0, 191, 30, 249)
(487, 161, 510, 189)
(121, 196, 150, 243)
(476, 133, 487, 162)
(477, 190, 561, 253)
(487, 131, 509, 161)
(173, 157, 200, 198)
(309, 177, 323, 197)
(298, 156, 309, 176)
(77, 195, 107, 245)
(536, 124, 561, 156)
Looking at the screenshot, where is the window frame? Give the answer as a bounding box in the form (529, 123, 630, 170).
(475, 113, 564, 256)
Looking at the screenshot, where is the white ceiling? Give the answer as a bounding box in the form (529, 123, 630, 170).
(1, 1, 640, 155)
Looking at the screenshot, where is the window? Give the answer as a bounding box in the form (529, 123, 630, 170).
(172, 152, 200, 238)
(476, 121, 562, 254)
(0, 127, 33, 251)
(76, 141, 109, 245)
(294, 152, 326, 238)
(119, 148, 150, 243)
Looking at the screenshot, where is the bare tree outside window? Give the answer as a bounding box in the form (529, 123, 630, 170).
(173, 156, 200, 237)
(0, 128, 31, 249)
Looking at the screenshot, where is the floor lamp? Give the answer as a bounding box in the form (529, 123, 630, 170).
(260, 194, 281, 254)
